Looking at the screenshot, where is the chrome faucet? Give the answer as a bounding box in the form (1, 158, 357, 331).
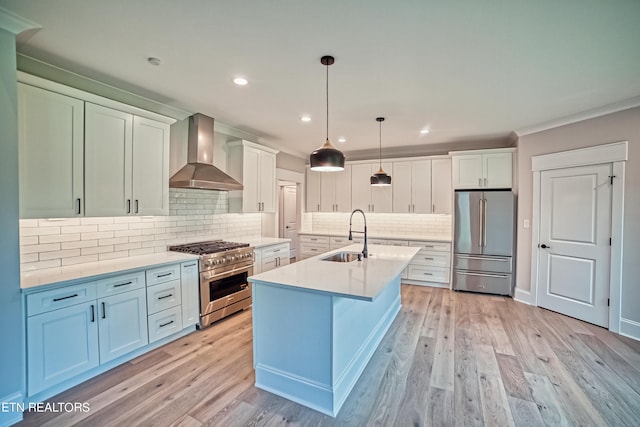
(348, 209, 368, 258)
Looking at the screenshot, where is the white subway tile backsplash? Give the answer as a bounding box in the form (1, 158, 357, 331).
(20, 243, 60, 254)
(62, 255, 99, 266)
(19, 188, 261, 271)
(61, 240, 98, 250)
(39, 249, 81, 261)
(39, 233, 81, 244)
(81, 231, 114, 240)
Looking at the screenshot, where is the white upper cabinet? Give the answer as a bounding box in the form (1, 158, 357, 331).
(392, 158, 451, 214)
(392, 160, 431, 213)
(227, 140, 279, 213)
(306, 168, 321, 212)
(352, 162, 393, 213)
(452, 151, 512, 189)
(18, 73, 174, 218)
(131, 116, 170, 215)
(18, 83, 85, 218)
(320, 165, 352, 212)
(431, 158, 452, 214)
(85, 103, 170, 216)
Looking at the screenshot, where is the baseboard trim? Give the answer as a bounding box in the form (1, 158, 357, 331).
(620, 318, 640, 342)
(0, 391, 24, 427)
(513, 288, 533, 305)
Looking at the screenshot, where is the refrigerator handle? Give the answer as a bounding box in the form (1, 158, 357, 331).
(483, 198, 488, 247)
(479, 198, 484, 247)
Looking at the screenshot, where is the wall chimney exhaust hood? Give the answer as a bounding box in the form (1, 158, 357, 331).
(169, 114, 243, 191)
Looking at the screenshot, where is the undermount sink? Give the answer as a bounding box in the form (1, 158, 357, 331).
(321, 252, 361, 263)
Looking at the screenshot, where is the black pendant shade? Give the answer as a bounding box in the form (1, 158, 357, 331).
(371, 117, 391, 186)
(310, 55, 345, 172)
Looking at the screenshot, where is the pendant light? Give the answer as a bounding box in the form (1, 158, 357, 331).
(309, 55, 345, 171)
(370, 117, 391, 186)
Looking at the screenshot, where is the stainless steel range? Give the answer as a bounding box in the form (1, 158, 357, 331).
(169, 240, 254, 328)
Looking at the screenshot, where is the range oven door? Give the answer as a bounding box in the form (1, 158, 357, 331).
(199, 265, 252, 315)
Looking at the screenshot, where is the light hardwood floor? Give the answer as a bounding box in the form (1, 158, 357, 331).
(19, 285, 640, 426)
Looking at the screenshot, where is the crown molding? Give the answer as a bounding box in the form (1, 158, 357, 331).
(515, 96, 640, 137)
(0, 7, 40, 35)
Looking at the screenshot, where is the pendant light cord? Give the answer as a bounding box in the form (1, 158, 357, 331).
(326, 61, 329, 142)
(379, 120, 382, 168)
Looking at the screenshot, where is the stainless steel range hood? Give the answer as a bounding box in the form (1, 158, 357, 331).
(169, 114, 243, 191)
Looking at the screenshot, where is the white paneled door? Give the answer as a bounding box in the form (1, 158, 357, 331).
(536, 163, 612, 327)
(283, 185, 298, 258)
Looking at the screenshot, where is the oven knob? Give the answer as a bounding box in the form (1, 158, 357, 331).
(206, 259, 213, 267)
(229, 256, 235, 261)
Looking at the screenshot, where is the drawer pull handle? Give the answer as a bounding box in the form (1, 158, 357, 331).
(158, 294, 173, 300)
(114, 281, 132, 288)
(424, 257, 434, 260)
(457, 255, 509, 262)
(53, 293, 78, 302)
(159, 320, 174, 328)
(184, 263, 197, 268)
(423, 273, 433, 276)
(424, 245, 434, 248)
(228, 296, 235, 301)
(457, 271, 508, 279)
(273, 249, 280, 253)
(157, 273, 172, 278)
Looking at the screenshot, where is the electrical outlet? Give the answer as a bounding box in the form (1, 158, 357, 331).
(523, 219, 530, 229)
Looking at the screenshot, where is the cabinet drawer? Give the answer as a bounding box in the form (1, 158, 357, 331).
(300, 247, 327, 258)
(409, 241, 451, 252)
(262, 243, 289, 258)
(411, 250, 451, 267)
(147, 279, 182, 315)
(300, 235, 330, 245)
(407, 265, 450, 283)
(148, 306, 183, 343)
(453, 254, 512, 274)
(300, 242, 329, 253)
(329, 237, 350, 249)
(453, 270, 512, 295)
(146, 264, 181, 286)
(352, 237, 387, 245)
(96, 271, 146, 298)
(386, 240, 409, 247)
(27, 282, 97, 316)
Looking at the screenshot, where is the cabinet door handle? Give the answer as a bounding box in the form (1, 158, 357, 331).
(372, 204, 375, 212)
(413, 204, 415, 212)
(90, 304, 95, 322)
(408, 204, 411, 212)
(158, 293, 173, 300)
(76, 198, 81, 215)
(484, 177, 487, 187)
(317, 204, 320, 212)
(113, 281, 132, 288)
(135, 199, 139, 214)
(432, 204, 435, 213)
(159, 320, 174, 328)
(478, 178, 482, 187)
(53, 293, 78, 302)
(127, 199, 131, 214)
(101, 302, 106, 319)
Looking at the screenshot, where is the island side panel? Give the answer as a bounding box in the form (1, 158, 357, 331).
(252, 281, 335, 415)
(331, 275, 402, 413)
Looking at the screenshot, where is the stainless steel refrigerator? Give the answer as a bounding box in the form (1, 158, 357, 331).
(453, 190, 515, 295)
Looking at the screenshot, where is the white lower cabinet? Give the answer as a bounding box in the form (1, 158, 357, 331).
(299, 235, 330, 260)
(25, 261, 198, 399)
(97, 288, 148, 363)
(180, 261, 200, 328)
(406, 241, 452, 285)
(254, 242, 291, 273)
(27, 301, 99, 396)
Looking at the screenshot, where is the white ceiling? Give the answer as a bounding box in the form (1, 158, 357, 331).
(3, 0, 640, 159)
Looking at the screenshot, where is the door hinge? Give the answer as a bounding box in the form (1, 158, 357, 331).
(608, 298, 610, 307)
(609, 175, 616, 185)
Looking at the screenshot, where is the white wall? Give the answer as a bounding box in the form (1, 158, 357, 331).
(516, 107, 640, 324)
(0, 21, 27, 426)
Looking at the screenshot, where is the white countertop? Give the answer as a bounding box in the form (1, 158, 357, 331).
(242, 237, 291, 249)
(248, 244, 419, 301)
(298, 230, 451, 242)
(21, 252, 199, 291)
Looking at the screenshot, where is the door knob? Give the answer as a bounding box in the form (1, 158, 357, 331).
(539, 244, 550, 249)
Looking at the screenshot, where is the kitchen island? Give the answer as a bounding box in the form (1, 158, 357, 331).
(248, 243, 419, 417)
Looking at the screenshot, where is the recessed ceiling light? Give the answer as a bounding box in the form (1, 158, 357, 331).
(301, 115, 311, 122)
(420, 129, 430, 134)
(338, 137, 346, 143)
(147, 57, 161, 66)
(233, 77, 248, 86)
